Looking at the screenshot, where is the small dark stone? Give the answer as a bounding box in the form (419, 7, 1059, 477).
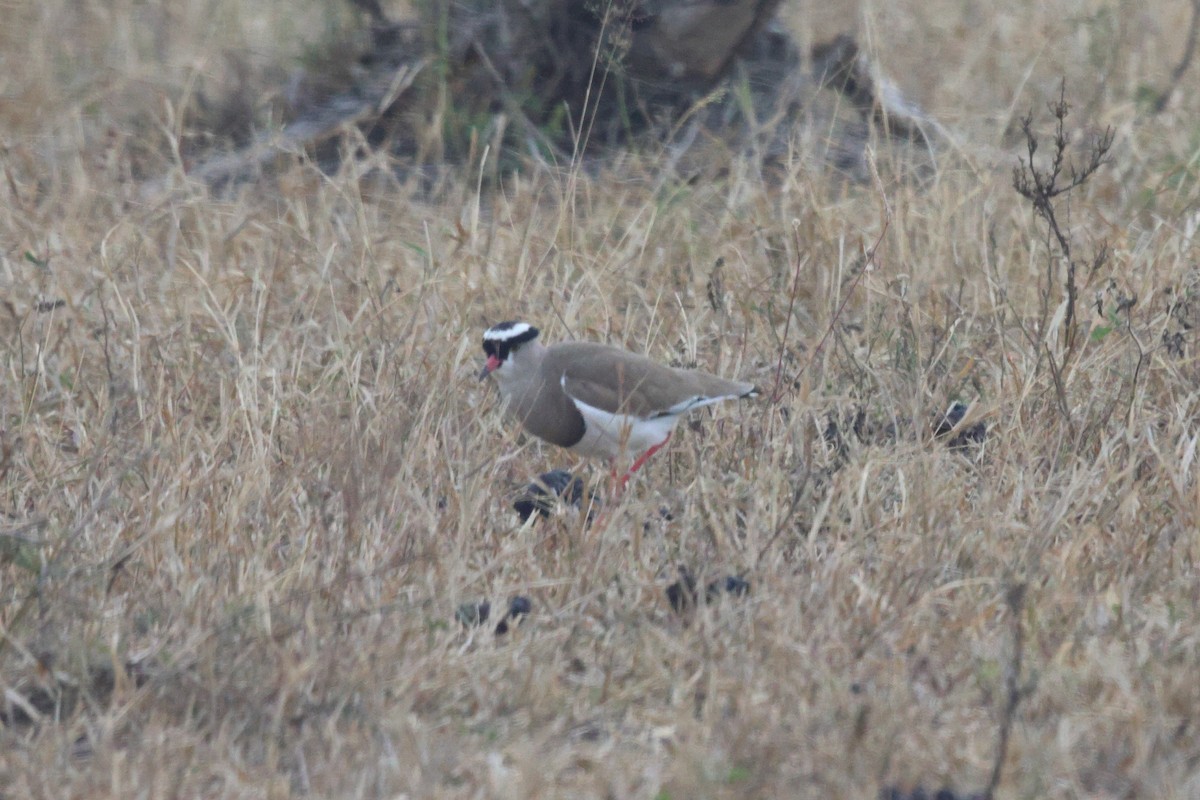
(878, 787, 977, 800)
(705, 575, 751, 600)
(495, 595, 532, 635)
(666, 570, 699, 613)
(1163, 329, 1185, 358)
(457, 597, 533, 635)
(506, 595, 532, 618)
(513, 470, 587, 522)
(668, 571, 750, 613)
(455, 600, 490, 627)
(933, 402, 986, 449)
(936, 401, 968, 431)
(822, 416, 843, 446)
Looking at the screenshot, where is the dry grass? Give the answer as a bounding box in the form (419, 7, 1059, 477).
(3, 0, 1200, 797)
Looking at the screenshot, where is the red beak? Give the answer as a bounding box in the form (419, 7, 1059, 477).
(479, 354, 501, 380)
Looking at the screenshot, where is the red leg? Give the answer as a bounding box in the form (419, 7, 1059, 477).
(618, 433, 671, 489)
(629, 433, 670, 474)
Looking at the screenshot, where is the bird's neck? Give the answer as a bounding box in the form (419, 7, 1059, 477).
(497, 341, 549, 397)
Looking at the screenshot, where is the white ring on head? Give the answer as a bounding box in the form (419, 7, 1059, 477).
(483, 322, 535, 342)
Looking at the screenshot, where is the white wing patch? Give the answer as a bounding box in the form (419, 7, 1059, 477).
(560, 374, 676, 459)
(657, 394, 734, 417)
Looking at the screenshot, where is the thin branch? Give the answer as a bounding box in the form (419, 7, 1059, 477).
(1154, 0, 1200, 112)
(780, 150, 891, 397)
(984, 582, 1028, 800)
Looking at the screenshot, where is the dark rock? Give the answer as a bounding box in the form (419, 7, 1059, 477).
(934, 401, 968, 433)
(666, 571, 699, 613)
(458, 596, 532, 634)
(455, 600, 491, 627)
(879, 786, 982, 800)
(933, 402, 987, 449)
(667, 570, 750, 613)
(706, 575, 751, 600)
(513, 470, 587, 522)
(495, 595, 532, 635)
(506, 596, 532, 618)
(0, 657, 151, 727)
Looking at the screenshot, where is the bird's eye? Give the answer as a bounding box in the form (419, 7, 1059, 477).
(509, 343, 522, 354)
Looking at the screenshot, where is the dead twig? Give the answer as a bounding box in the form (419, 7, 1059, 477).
(1012, 80, 1114, 361)
(1153, 0, 1200, 112)
(775, 148, 891, 399)
(985, 583, 1029, 800)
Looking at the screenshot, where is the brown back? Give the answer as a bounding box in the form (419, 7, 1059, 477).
(546, 342, 755, 417)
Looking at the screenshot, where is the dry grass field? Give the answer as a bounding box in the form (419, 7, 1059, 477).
(3, 0, 1200, 797)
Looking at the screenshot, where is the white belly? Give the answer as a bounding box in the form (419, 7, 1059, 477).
(569, 399, 679, 460)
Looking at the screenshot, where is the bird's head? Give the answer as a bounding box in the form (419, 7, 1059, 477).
(480, 321, 541, 380)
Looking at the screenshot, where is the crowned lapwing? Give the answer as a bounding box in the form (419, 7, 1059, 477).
(480, 321, 757, 485)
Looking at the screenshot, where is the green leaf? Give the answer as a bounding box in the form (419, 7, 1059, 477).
(1133, 84, 1162, 112)
(0, 533, 44, 574)
(726, 766, 751, 783)
(1090, 325, 1113, 343)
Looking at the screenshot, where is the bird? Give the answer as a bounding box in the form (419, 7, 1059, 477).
(480, 321, 757, 484)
